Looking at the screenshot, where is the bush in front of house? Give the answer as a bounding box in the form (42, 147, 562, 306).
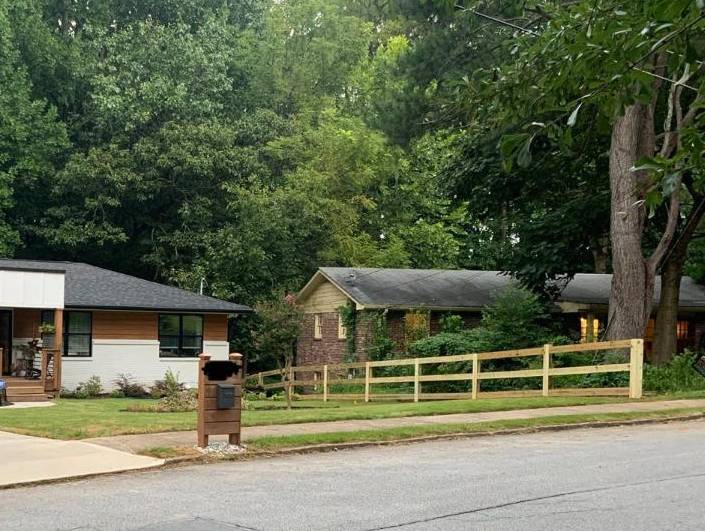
(112, 373, 149, 398)
(150, 368, 186, 398)
(407, 285, 570, 392)
(643, 351, 705, 394)
(69, 375, 103, 399)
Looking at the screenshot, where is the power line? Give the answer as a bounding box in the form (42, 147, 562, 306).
(456, 4, 702, 93)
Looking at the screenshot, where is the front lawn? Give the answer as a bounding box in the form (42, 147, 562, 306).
(0, 394, 648, 439)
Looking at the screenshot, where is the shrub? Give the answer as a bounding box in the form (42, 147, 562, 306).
(156, 389, 197, 412)
(113, 374, 148, 398)
(151, 369, 196, 412)
(644, 351, 705, 393)
(73, 376, 103, 399)
(407, 285, 571, 393)
(151, 369, 186, 398)
(439, 314, 464, 334)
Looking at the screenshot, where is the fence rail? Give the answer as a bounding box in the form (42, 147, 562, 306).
(247, 339, 644, 402)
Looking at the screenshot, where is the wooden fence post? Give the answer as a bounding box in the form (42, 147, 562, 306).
(629, 339, 644, 399)
(258, 372, 263, 387)
(414, 359, 420, 402)
(542, 344, 551, 397)
(364, 361, 371, 402)
(323, 364, 328, 402)
(471, 354, 479, 400)
(288, 366, 294, 401)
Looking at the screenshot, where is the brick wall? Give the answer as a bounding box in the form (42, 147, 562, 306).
(296, 312, 347, 366)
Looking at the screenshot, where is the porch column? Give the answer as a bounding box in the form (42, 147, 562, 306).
(54, 309, 63, 392)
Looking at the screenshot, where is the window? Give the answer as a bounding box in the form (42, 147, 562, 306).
(314, 314, 322, 339)
(338, 313, 347, 339)
(159, 314, 203, 358)
(63, 311, 92, 357)
(580, 316, 600, 343)
(677, 320, 689, 340)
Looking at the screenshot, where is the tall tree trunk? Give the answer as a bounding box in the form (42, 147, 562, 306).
(606, 104, 653, 340)
(652, 197, 705, 364)
(652, 252, 684, 364)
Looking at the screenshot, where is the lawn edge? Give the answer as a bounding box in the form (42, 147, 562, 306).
(241, 412, 705, 457)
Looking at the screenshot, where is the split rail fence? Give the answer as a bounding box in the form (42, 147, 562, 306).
(247, 339, 644, 402)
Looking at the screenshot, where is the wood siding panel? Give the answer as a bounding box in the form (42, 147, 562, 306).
(204, 314, 227, 341)
(302, 280, 349, 313)
(92, 311, 158, 340)
(13, 309, 41, 338)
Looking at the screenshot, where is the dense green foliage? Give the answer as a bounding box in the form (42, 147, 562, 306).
(0, 0, 471, 305)
(644, 352, 705, 394)
(2, 0, 705, 371)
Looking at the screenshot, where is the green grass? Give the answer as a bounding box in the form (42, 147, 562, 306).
(246, 407, 705, 451)
(1, 392, 704, 440)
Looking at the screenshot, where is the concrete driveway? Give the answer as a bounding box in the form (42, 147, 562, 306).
(0, 430, 163, 488)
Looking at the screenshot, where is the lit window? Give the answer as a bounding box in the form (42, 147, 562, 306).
(677, 321, 689, 340)
(338, 313, 347, 339)
(314, 314, 322, 339)
(580, 316, 600, 343)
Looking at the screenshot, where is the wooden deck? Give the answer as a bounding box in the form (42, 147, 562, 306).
(2, 376, 52, 402)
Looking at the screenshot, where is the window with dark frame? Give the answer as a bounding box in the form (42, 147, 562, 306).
(159, 314, 203, 358)
(63, 311, 92, 357)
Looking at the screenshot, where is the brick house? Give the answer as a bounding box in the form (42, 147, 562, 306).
(296, 267, 705, 365)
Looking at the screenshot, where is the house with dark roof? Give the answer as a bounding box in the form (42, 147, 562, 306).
(296, 267, 705, 366)
(0, 259, 250, 401)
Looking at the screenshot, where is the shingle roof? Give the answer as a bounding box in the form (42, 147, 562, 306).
(0, 259, 251, 313)
(315, 267, 705, 310)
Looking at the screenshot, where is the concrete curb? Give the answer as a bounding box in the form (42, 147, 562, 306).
(0, 460, 165, 491)
(242, 412, 705, 457)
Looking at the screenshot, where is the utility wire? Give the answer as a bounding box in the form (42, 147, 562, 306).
(456, 4, 703, 93)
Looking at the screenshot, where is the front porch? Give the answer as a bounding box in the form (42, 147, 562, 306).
(1, 374, 57, 402)
(0, 310, 63, 403)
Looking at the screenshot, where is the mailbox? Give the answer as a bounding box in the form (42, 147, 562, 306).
(217, 384, 236, 409)
(197, 352, 243, 447)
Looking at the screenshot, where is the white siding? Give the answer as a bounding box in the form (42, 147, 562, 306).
(61, 339, 230, 391)
(0, 270, 64, 309)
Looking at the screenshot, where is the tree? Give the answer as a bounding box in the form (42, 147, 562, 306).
(252, 294, 305, 409)
(468, 0, 705, 342)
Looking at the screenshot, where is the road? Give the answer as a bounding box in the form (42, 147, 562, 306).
(5, 420, 705, 530)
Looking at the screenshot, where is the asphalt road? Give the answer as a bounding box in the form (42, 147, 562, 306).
(5, 420, 705, 530)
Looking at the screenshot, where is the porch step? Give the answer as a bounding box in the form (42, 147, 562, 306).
(2, 378, 51, 402)
(6, 393, 50, 402)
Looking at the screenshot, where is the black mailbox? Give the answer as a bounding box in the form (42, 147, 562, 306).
(217, 384, 236, 409)
(202, 360, 240, 381)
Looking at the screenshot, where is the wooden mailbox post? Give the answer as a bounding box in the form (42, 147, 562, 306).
(197, 352, 243, 448)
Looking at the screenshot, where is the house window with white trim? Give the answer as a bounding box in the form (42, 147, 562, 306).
(338, 313, 347, 339)
(314, 314, 322, 339)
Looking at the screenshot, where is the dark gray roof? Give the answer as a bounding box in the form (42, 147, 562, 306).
(317, 267, 705, 310)
(0, 259, 251, 313)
